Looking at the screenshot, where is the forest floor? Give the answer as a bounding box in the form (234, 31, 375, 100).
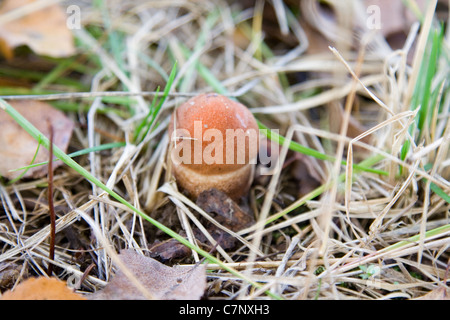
(0, 0, 449, 300)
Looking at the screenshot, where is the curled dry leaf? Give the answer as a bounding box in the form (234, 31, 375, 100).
(195, 188, 255, 251)
(0, 277, 86, 300)
(0, 263, 22, 290)
(196, 188, 255, 232)
(415, 287, 450, 300)
(88, 250, 206, 300)
(149, 237, 192, 262)
(0, 0, 76, 59)
(0, 100, 74, 180)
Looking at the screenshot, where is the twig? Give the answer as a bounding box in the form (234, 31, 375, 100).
(0, 91, 198, 101)
(47, 122, 55, 277)
(75, 263, 96, 290)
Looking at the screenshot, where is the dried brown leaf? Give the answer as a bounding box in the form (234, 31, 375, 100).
(0, 263, 22, 290)
(290, 153, 323, 198)
(364, 0, 427, 37)
(0, 0, 76, 59)
(196, 188, 255, 232)
(0, 277, 86, 300)
(0, 100, 74, 180)
(89, 250, 206, 300)
(194, 188, 255, 251)
(328, 101, 371, 144)
(415, 287, 450, 300)
(149, 237, 192, 262)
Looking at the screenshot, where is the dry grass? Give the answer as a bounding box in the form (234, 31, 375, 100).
(0, 0, 449, 300)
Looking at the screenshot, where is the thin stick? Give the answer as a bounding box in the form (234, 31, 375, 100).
(0, 91, 199, 101)
(47, 123, 55, 277)
(403, 0, 438, 108)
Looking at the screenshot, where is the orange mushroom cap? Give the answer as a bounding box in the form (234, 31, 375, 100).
(168, 93, 259, 199)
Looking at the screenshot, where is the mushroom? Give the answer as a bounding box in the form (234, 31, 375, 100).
(168, 93, 259, 200)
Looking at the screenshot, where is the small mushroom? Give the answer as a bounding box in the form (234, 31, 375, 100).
(168, 93, 259, 200)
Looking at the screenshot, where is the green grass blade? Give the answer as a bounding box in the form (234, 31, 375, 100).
(380, 224, 450, 253)
(178, 42, 228, 95)
(33, 57, 78, 91)
(430, 183, 450, 204)
(137, 51, 169, 82)
(423, 163, 450, 204)
(0, 67, 88, 91)
(94, 0, 126, 79)
(133, 86, 161, 143)
(417, 27, 443, 136)
(400, 23, 444, 174)
(8, 142, 126, 173)
(258, 121, 388, 176)
(177, 10, 220, 93)
(264, 154, 385, 225)
(133, 62, 177, 144)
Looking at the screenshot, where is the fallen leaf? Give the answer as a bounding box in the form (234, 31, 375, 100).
(364, 0, 427, 38)
(196, 188, 255, 232)
(364, 0, 406, 38)
(290, 153, 323, 198)
(363, 0, 435, 52)
(415, 287, 450, 300)
(300, 17, 331, 56)
(0, 277, 86, 300)
(327, 101, 372, 153)
(89, 250, 206, 300)
(0, 100, 74, 180)
(0, 0, 76, 59)
(0, 263, 22, 290)
(149, 237, 192, 262)
(195, 188, 255, 251)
